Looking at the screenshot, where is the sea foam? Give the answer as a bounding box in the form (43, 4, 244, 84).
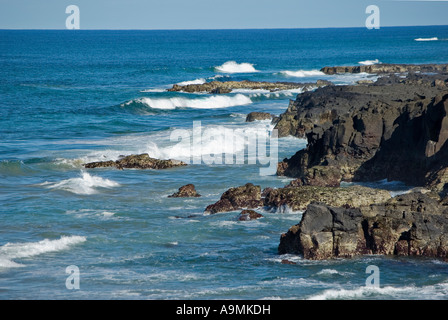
(134, 94, 253, 110)
(358, 59, 381, 66)
(0, 236, 87, 269)
(214, 61, 259, 73)
(414, 37, 438, 41)
(279, 70, 325, 77)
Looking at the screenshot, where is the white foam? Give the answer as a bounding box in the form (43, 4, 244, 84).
(358, 59, 381, 66)
(0, 236, 86, 269)
(215, 61, 259, 73)
(279, 70, 325, 77)
(41, 171, 120, 195)
(307, 285, 414, 300)
(176, 78, 207, 86)
(140, 88, 167, 93)
(415, 37, 438, 41)
(135, 94, 253, 110)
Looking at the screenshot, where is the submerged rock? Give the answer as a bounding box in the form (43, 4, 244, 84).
(168, 184, 201, 198)
(279, 192, 448, 260)
(84, 153, 187, 170)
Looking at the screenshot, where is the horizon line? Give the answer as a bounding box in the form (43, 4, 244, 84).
(1, 24, 448, 31)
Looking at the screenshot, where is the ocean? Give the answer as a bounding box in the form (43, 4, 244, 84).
(1, 26, 448, 300)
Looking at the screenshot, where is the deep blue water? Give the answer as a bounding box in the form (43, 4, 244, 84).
(1, 26, 448, 300)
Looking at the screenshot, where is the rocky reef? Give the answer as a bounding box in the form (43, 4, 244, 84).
(320, 63, 448, 75)
(203, 183, 391, 213)
(84, 153, 187, 170)
(167, 80, 332, 94)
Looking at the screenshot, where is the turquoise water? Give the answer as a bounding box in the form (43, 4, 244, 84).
(1, 26, 448, 300)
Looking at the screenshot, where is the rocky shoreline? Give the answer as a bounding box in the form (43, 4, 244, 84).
(88, 63, 448, 261)
(202, 63, 448, 261)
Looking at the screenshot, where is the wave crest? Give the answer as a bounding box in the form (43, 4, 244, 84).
(414, 37, 438, 42)
(214, 61, 259, 73)
(130, 94, 253, 110)
(358, 59, 381, 66)
(0, 236, 86, 269)
(40, 171, 120, 195)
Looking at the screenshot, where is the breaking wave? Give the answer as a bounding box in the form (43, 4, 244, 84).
(214, 61, 259, 73)
(0, 236, 87, 269)
(126, 94, 253, 110)
(279, 70, 325, 77)
(39, 171, 120, 195)
(358, 59, 381, 66)
(414, 37, 438, 42)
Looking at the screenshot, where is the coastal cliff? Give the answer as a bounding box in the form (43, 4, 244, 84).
(273, 64, 448, 259)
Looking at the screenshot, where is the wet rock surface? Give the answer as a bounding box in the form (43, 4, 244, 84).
(169, 184, 201, 198)
(84, 153, 187, 170)
(237, 209, 264, 221)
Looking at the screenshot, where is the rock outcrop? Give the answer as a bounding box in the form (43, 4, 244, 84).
(264, 185, 391, 212)
(204, 183, 262, 214)
(168, 184, 201, 198)
(275, 72, 448, 195)
(278, 192, 448, 260)
(245, 112, 274, 122)
(204, 183, 391, 214)
(167, 80, 331, 94)
(84, 154, 187, 170)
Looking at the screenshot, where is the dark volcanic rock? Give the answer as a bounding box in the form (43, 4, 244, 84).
(245, 112, 274, 122)
(237, 209, 264, 221)
(321, 63, 448, 75)
(204, 183, 262, 214)
(275, 72, 448, 194)
(84, 153, 187, 170)
(169, 184, 201, 198)
(279, 192, 448, 260)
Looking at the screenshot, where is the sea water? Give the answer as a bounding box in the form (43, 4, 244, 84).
(1, 26, 448, 300)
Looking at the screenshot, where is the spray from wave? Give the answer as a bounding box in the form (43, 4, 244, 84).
(0, 236, 87, 269)
(128, 94, 253, 110)
(214, 61, 259, 73)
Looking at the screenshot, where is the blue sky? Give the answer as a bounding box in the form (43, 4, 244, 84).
(0, 0, 447, 29)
